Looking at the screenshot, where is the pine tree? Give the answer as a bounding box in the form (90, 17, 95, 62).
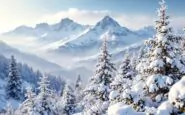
(74, 75, 83, 113)
(61, 84, 76, 115)
(17, 87, 36, 115)
(138, 0, 185, 106)
(6, 55, 22, 100)
(4, 103, 14, 115)
(83, 37, 115, 114)
(60, 82, 66, 97)
(110, 56, 136, 105)
(75, 75, 82, 92)
(75, 75, 83, 101)
(34, 75, 58, 115)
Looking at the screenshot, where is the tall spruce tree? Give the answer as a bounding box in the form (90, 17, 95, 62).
(74, 75, 83, 113)
(83, 37, 115, 114)
(5, 103, 14, 115)
(75, 75, 82, 92)
(34, 75, 58, 115)
(110, 56, 136, 105)
(6, 55, 22, 100)
(138, 0, 185, 106)
(61, 84, 76, 115)
(17, 87, 36, 115)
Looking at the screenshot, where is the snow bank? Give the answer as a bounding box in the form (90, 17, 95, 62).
(157, 101, 175, 115)
(108, 103, 145, 115)
(169, 76, 185, 109)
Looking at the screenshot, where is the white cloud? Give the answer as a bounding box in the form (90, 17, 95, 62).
(38, 8, 110, 25)
(38, 8, 155, 30)
(38, 8, 185, 30)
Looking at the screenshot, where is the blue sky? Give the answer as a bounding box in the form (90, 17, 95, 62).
(18, 0, 185, 15)
(0, 0, 184, 32)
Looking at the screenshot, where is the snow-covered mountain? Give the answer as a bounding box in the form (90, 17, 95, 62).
(134, 26, 155, 38)
(50, 16, 150, 56)
(0, 41, 64, 74)
(0, 41, 93, 82)
(2, 16, 156, 56)
(3, 18, 89, 43)
(1, 16, 156, 70)
(1, 16, 157, 81)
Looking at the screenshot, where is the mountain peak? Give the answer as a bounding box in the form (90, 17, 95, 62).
(95, 16, 121, 29)
(35, 23, 49, 29)
(52, 18, 81, 31)
(103, 15, 115, 21)
(60, 18, 74, 25)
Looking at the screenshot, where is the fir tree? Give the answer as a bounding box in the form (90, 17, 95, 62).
(6, 55, 22, 100)
(17, 87, 36, 115)
(74, 75, 83, 113)
(83, 37, 115, 114)
(60, 82, 66, 97)
(138, 0, 185, 106)
(61, 84, 76, 115)
(110, 56, 136, 104)
(75, 75, 83, 101)
(4, 103, 14, 115)
(34, 75, 58, 115)
(75, 75, 82, 92)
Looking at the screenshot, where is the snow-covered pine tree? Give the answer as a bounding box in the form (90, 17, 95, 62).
(6, 55, 22, 100)
(61, 84, 76, 115)
(60, 82, 66, 97)
(34, 75, 58, 115)
(83, 37, 115, 114)
(130, 54, 138, 70)
(17, 87, 36, 115)
(110, 56, 136, 105)
(75, 75, 82, 92)
(138, 0, 185, 106)
(4, 103, 15, 115)
(74, 75, 84, 113)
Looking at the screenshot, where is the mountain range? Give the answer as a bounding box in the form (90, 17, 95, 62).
(3, 16, 155, 56)
(1, 16, 157, 82)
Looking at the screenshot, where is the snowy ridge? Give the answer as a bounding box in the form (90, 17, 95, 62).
(3, 18, 89, 43)
(2, 16, 155, 58)
(134, 26, 155, 38)
(55, 16, 145, 54)
(0, 41, 64, 74)
(41, 27, 92, 50)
